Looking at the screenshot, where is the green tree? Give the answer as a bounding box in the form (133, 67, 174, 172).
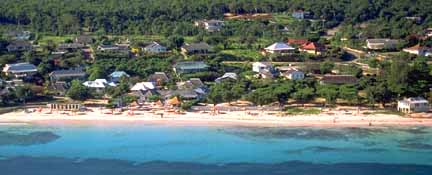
(66, 80, 90, 101)
(107, 77, 130, 98)
(365, 81, 393, 108)
(317, 85, 339, 106)
(168, 35, 185, 49)
(207, 84, 225, 106)
(320, 61, 335, 74)
(407, 57, 432, 96)
(293, 87, 315, 106)
(384, 56, 409, 97)
(14, 85, 35, 104)
(339, 84, 359, 105)
(246, 87, 276, 106)
(272, 83, 294, 110)
(87, 65, 106, 80)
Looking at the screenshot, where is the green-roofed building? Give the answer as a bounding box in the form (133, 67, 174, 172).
(173, 61, 209, 74)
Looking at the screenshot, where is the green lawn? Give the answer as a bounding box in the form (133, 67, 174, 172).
(285, 107, 322, 115)
(129, 35, 165, 42)
(221, 49, 264, 61)
(272, 13, 296, 25)
(37, 35, 74, 45)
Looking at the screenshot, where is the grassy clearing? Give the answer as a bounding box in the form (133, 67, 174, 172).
(221, 49, 264, 60)
(272, 13, 296, 25)
(285, 107, 321, 115)
(129, 35, 165, 42)
(37, 35, 74, 45)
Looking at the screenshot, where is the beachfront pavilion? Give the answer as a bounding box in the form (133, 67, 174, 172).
(397, 97, 430, 113)
(47, 103, 82, 111)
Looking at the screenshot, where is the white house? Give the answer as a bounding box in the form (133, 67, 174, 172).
(426, 28, 432, 38)
(195, 20, 224, 32)
(109, 71, 130, 83)
(252, 62, 273, 73)
(264, 42, 295, 54)
(83, 79, 115, 93)
(252, 62, 278, 79)
(402, 44, 432, 57)
(215, 72, 238, 83)
(143, 42, 167, 53)
(97, 45, 119, 51)
(366, 39, 399, 50)
(397, 97, 430, 113)
(280, 67, 304, 80)
(130, 82, 156, 91)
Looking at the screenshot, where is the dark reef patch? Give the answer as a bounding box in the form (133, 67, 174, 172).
(0, 156, 432, 175)
(222, 127, 386, 141)
(284, 146, 387, 154)
(0, 131, 60, 146)
(395, 126, 430, 135)
(400, 143, 432, 150)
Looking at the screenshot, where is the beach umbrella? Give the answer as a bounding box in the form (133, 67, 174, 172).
(130, 101, 139, 107)
(167, 96, 181, 106)
(154, 100, 164, 107)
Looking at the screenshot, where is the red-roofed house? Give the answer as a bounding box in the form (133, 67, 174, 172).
(300, 42, 326, 55)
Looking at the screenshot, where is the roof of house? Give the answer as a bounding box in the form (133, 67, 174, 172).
(301, 42, 325, 51)
(215, 73, 238, 82)
(3, 63, 37, 73)
(366, 39, 399, 44)
(144, 42, 166, 50)
(75, 35, 94, 43)
(5, 31, 31, 40)
(403, 44, 431, 52)
(189, 78, 204, 87)
(258, 69, 277, 78)
(83, 79, 115, 88)
(130, 82, 156, 91)
(204, 19, 224, 25)
(49, 69, 86, 78)
(109, 71, 130, 78)
(293, 9, 305, 13)
(165, 89, 199, 99)
(58, 43, 86, 49)
(177, 78, 205, 90)
(287, 38, 309, 45)
(7, 40, 32, 47)
(53, 81, 68, 92)
(98, 45, 119, 50)
(279, 67, 303, 74)
(148, 72, 169, 82)
(399, 97, 429, 104)
(253, 62, 273, 67)
(182, 42, 212, 51)
(133, 89, 157, 98)
(265, 42, 295, 51)
(175, 61, 209, 70)
(321, 75, 358, 84)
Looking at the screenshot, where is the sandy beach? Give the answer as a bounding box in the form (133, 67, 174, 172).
(0, 107, 432, 127)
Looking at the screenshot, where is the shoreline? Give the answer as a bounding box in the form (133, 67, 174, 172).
(1, 107, 432, 128)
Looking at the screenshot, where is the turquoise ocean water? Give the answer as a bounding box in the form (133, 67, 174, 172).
(0, 122, 432, 174)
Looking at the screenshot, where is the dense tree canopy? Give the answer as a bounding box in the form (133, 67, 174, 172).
(0, 0, 430, 38)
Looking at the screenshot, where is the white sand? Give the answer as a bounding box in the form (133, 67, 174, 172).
(1, 107, 431, 127)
